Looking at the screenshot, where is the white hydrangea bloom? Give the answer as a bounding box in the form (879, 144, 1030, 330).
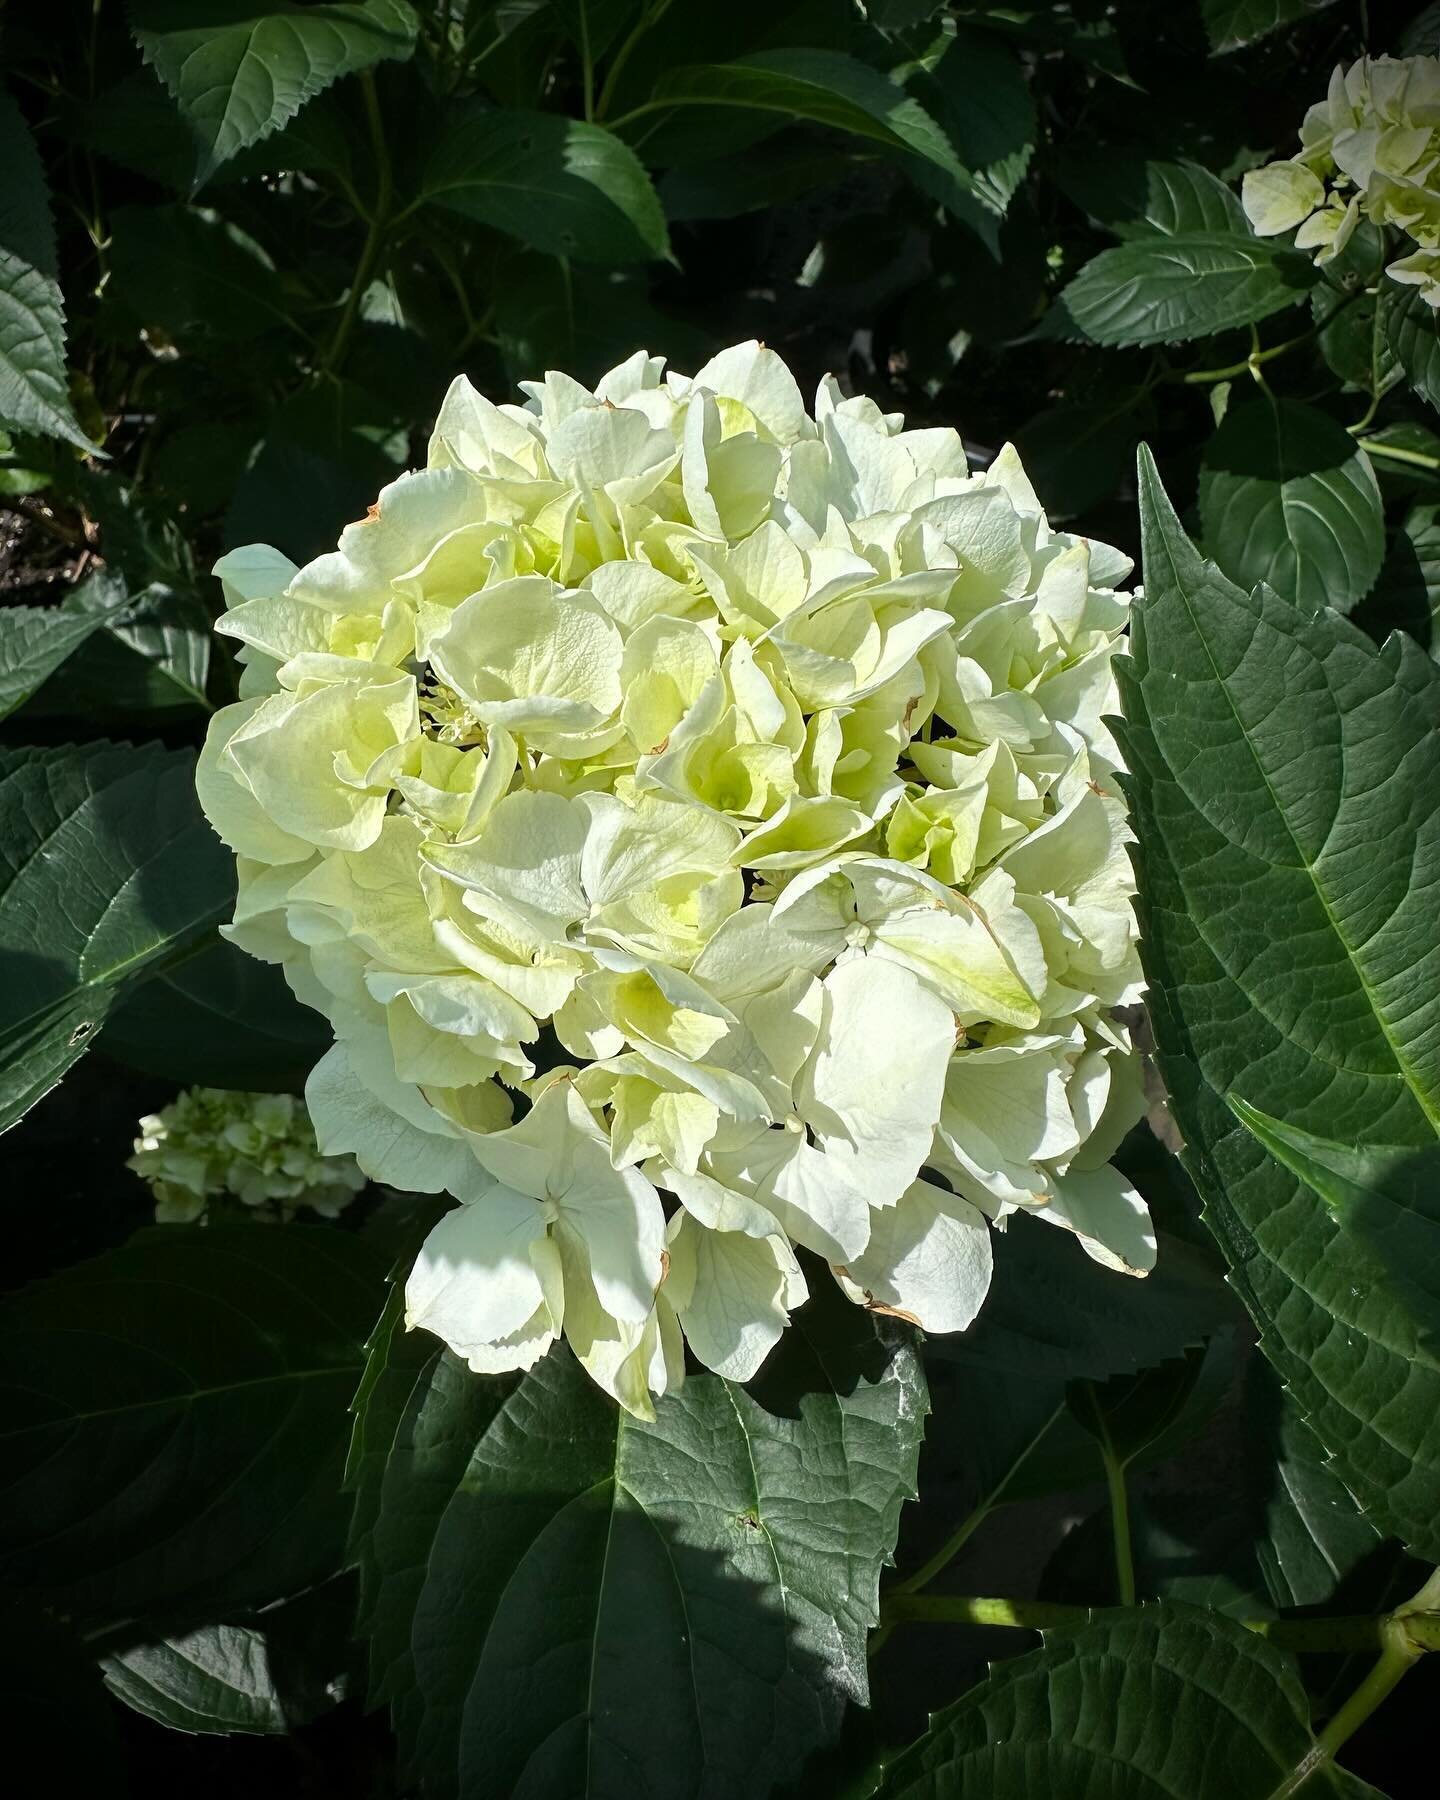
(196, 342, 1148, 1416)
(128, 1086, 366, 1223)
(1242, 53, 1440, 304)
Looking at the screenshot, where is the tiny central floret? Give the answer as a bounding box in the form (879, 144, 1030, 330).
(197, 341, 1149, 1419)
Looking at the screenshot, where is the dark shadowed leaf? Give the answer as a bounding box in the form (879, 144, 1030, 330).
(102, 935, 332, 1090)
(0, 741, 234, 1133)
(107, 205, 293, 344)
(0, 1226, 386, 1631)
(1200, 0, 1340, 56)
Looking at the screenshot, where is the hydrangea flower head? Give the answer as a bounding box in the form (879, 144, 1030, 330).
(1243, 53, 1440, 304)
(129, 1086, 366, 1223)
(197, 343, 1148, 1416)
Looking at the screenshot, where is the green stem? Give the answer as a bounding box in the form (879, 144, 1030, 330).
(1356, 436, 1440, 470)
(324, 73, 392, 374)
(1263, 1625, 1417, 1800)
(578, 1, 595, 120)
(1180, 287, 1366, 386)
(1076, 1382, 1135, 1606)
(594, 0, 673, 121)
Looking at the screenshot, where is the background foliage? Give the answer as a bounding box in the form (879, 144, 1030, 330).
(2, 1, 1439, 1795)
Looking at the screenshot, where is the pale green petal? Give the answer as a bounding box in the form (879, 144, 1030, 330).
(1039, 1162, 1156, 1277)
(405, 1186, 551, 1356)
(1242, 159, 1326, 235)
(837, 1177, 992, 1332)
(664, 1209, 800, 1380)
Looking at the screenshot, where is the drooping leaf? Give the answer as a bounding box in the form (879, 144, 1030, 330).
(101, 935, 331, 1090)
(1200, 0, 1340, 56)
(420, 108, 670, 264)
(914, 27, 1036, 221)
(1059, 155, 1247, 239)
(0, 1226, 386, 1632)
(102, 1578, 356, 1734)
(1198, 399, 1385, 614)
(355, 1272, 926, 1799)
(1121, 450, 1440, 1560)
(0, 87, 90, 450)
(1046, 233, 1316, 347)
(130, 0, 420, 186)
(0, 741, 234, 1133)
(866, 1603, 1381, 1799)
(106, 204, 293, 344)
(649, 50, 981, 224)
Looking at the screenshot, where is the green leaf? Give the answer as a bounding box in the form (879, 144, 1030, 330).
(1200, 0, 1340, 56)
(107, 204, 293, 344)
(0, 598, 122, 722)
(0, 1226, 386, 1632)
(0, 87, 90, 450)
(102, 1579, 355, 1734)
(1198, 399, 1385, 614)
(916, 27, 1035, 221)
(420, 108, 670, 264)
(1059, 155, 1247, 239)
(649, 50, 978, 220)
(550, 0, 636, 60)
(0, 741, 234, 1133)
(101, 935, 331, 1090)
(356, 1271, 925, 1799)
(1046, 233, 1316, 347)
(130, 0, 420, 186)
(868, 1603, 1378, 1799)
(1120, 449, 1440, 1560)
(1383, 279, 1440, 414)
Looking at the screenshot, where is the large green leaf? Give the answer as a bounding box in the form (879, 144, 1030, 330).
(420, 109, 670, 264)
(101, 935, 331, 1090)
(47, 573, 213, 717)
(1198, 399, 1385, 614)
(649, 50, 977, 218)
(0, 88, 89, 450)
(130, 0, 420, 186)
(0, 741, 234, 1133)
(354, 1272, 926, 1799)
(867, 1603, 1379, 1798)
(1046, 233, 1316, 347)
(1120, 450, 1440, 1559)
(1200, 0, 1340, 55)
(0, 1226, 386, 1632)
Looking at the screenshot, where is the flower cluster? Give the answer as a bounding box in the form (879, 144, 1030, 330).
(197, 341, 1149, 1417)
(128, 1087, 366, 1224)
(1243, 53, 1440, 304)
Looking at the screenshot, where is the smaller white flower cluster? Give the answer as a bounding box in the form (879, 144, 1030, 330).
(128, 1087, 366, 1224)
(1243, 54, 1440, 304)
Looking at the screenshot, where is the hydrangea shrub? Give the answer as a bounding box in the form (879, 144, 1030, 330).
(196, 343, 1147, 1416)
